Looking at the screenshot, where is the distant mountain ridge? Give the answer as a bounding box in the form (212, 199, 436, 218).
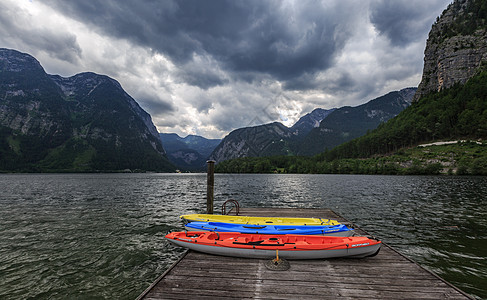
(160, 133, 221, 170)
(289, 108, 336, 137)
(298, 87, 416, 155)
(209, 87, 415, 163)
(209, 122, 293, 163)
(0, 48, 174, 172)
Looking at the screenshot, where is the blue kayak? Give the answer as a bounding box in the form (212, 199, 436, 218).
(184, 221, 354, 237)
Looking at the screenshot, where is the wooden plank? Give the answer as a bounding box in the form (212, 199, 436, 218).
(150, 279, 468, 300)
(155, 277, 467, 299)
(138, 208, 473, 300)
(160, 274, 460, 291)
(165, 268, 440, 281)
(134, 250, 189, 300)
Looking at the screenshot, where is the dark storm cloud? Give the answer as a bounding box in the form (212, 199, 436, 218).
(0, 1, 82, 63)
(0, 0, 453, 138)
(369, 0, 450, 47)
(174, 58, 229, 90)
(284, 71, 356, 92)
(25, 31, 82, 63)
(135, 92, 176, 115)
(42, 0, 356, 89)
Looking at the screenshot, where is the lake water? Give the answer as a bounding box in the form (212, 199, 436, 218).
(0, 174, 485, 299)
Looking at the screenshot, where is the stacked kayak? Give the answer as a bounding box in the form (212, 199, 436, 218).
(184, 221, 353, 237)
(165, 231, 381, 259)
(167, 213, 380, 259)
(180, 213, 340, 226)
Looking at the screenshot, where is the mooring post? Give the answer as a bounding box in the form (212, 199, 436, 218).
(206, 160, 215, 214)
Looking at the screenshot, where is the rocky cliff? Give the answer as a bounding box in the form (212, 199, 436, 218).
(413, 0, 487, 101)
(50, 72, 162, 144)
(289, 108, 336, 137)
(0, 50, 69, 141)
(0, 48, 173, 172)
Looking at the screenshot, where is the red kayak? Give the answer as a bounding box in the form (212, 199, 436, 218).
(165, 231, 381, 259)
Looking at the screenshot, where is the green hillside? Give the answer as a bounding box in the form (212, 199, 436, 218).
(321, 68, 487, 161)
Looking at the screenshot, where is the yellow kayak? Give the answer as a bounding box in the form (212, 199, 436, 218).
(179, 214, 340, 226)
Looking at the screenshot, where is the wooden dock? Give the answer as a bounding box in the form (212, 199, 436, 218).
(137, 208, 472, 299)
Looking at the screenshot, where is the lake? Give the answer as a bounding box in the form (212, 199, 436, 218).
(0, 173, 485, 299)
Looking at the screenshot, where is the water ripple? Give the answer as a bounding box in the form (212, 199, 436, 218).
(0, 173, 485, 299)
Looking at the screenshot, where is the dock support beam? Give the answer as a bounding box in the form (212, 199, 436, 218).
(206, 160, 215, 214)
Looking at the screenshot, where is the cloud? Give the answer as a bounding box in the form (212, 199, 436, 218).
(0, 0, 452, 139)
(134, 92, 175, 116)
(174, 53, 229, 90)
(41, 0, 363, 88)
(0, 1, 82, 64)
(369, 0, 450, 47)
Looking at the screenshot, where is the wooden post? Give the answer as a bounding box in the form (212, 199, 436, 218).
(206, 160, 215, 214)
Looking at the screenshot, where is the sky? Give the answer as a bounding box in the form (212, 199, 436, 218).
(0, 0, 450, 139)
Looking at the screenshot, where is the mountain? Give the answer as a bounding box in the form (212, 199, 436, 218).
(289, 108, 336, 136)
(297, 87, 416, 155)
(209, 88, 413, 163)
(209, 122, 293, 163)
(159, 133, 221, 170)
(0, 48, 174, 172)
(179, 135, 222, 158)
(160, 133, 187, 151)
(413, 0, 487, 101)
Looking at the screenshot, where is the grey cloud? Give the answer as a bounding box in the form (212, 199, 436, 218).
(137, 94, 175, 116)
(9, 0, 452, 138)
(212, 110, 252, 133)
(42, 0, 359, 89)
(27, 31, 82, 64)
(181, 92, 215, 114)
(0, 1, 82, 64)
(369, 0, 450, 47)
(283, 70, 359, 96)
(174, 57, 229, 90)
(176, 71, 227, 90)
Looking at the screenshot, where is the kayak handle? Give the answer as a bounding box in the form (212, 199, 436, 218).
(233, 241, 285, 247)
(242, 225, 266, 229)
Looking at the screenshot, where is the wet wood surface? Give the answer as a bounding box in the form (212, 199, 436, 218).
(137, 208, 472, 299)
